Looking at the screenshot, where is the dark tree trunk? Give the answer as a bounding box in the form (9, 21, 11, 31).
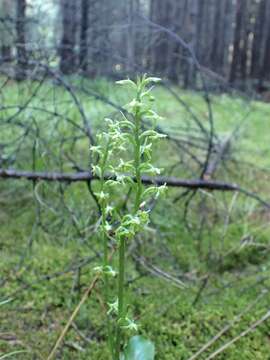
(210, 1, 223, 70)
(60, 0, 77, 75)
(229, 0, 246, 84)
(0, 0, 13, 62)
(167, 1, 182, 82)
(16, 0, 27, 80)
(150, 0, 171, 76)
(201, 0, 215, 68)
(260, 10, 270, 86)
(91, 0, 111, 77)
(79, 0, 90, 72)
(1, 46, 12, 62)
(126, 0, 135, 73)
(250, 0, 267, 79)
(183, 0, 199, 88)
(210, 0, 229, 74)
(221, 0, 232, 76)
(240, 16, 248, 82)
(239, 0, 251, 84)
(195, 0, 207, 63)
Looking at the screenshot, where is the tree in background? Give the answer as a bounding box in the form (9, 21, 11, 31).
(259, 3, 270, 88)
(79, 0, 90, 73)
(250, 0, 267, 80)
(59, 0, 77, 74)
(210, 0, 230, 75)
(0, 0, 14, 62)
(149, 0, 176, 78)
(16, 0, 27, 80)
(183, 0, 199, 88)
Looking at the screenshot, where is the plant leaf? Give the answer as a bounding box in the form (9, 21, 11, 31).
(0, 298, 12, 306)
(0, 351, 28, 359)
(116, 79, 137, 89)
(122, 336, 155, 360)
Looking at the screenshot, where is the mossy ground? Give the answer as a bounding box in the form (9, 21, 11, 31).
(0, 79, 270, 359)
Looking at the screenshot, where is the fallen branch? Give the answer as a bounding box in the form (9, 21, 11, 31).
(0, 167, 244, 190)
(0, 168, 269, 208)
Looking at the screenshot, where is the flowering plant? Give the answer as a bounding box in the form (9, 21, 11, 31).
(91, 75, 166, 360)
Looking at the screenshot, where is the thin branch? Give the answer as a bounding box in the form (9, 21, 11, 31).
(188, 291, 268, 360)
(46, 275, 100, 360)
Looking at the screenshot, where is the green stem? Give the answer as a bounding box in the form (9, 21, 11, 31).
(100, 147, 109, 299)
(134, 100, 142, 213)
(115, 89, 142, 359)
(100, 140, 110, 271)
(100, 142, 114, 358)
(115, 237, 126, 359)
(101, 205, 114, 357)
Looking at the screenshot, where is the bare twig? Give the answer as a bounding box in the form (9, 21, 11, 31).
(188, 291, 268, 360)
(46, 275, 100, 360)
(205, 308, 270, 360)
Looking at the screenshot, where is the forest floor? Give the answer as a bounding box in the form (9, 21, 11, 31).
(0, 80, 270, 359)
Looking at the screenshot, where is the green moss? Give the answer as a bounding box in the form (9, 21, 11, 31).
(1, 78, 270, 358)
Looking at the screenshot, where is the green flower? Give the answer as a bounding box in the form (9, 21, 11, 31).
(95, 191, 109, 201)
(118, 317, 139, 332)
(93, 265, 117, 278)
(90, 145, 102, 154)
(91, 165, 102, 177)
(107, 299, 119, 315)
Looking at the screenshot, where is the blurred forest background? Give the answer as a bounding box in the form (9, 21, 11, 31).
(1, 1, 270, 359)
(1, 0, 270, 90)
